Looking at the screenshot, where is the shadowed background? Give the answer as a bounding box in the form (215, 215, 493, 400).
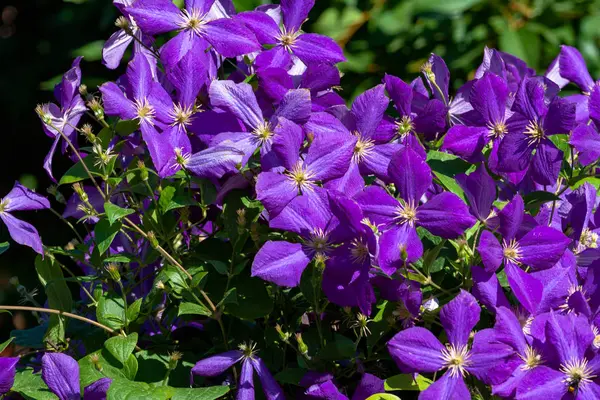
(1, 0, 600, 341)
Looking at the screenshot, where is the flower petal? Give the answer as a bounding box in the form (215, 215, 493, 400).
(387, 327, 445, 373)
(518, 226, 571, 270)
(378, 224, 423, 274)
(4, 182, 50, 212)
(388, 146, 431, 204)
(249, 357, 285, 400)
(203, 18, 261, 58)
(293, 33, 346, 65)
(281, 0, 314, 32)
(0, 357, 18, 395)
(0, 213, 44, 255)
(237, 359, 255, 400)
(420, 371, 469, 400)
(504, 262, 542, 315)
(417, 192, 476, 239)
(351, 84, 389, 139)
(191, 350, 243, 377)
(209, 80, 263, 129)
(477, 230, 503, 273)
(41, 353, 81, 400)
(251, 241, 311, 287)
(440, 290, 480, 347)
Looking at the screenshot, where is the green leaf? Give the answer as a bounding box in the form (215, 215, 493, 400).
(227, 277, 273, 320)
(104, 333, 138, 365)
(35, 255, 72, 347)
(571, 176, 600, 190)
(97, 294, 126, 330)
(0, 336, 14, 353)
(104, 202, 135, 224)
(426, 150, 470, 202)
(0, 241, 9, 255)
(95, 218, 122, 255)
(122, 353, 139, 380)
(107, 379, 169, 400)
(170, 387, 231, 400)
(127, 298, 143, 322)
(208, 259, 229, 275)
(385, 373, 433, 391)
(72, 40, 104, 61)
(79, 350, 127, 387)
(523, 190, 560, 211)
(366, 394, 401, 400)
(178, 302, 212, 317)
(499, 28, 541, 69)
(160, 265, 190, 294)
(105, 254, 134, 263)
(58, 156, 102, 185)
(11, 368, 58, 400)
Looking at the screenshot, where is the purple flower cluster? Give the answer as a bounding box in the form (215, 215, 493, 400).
(2, 0, 600, 399)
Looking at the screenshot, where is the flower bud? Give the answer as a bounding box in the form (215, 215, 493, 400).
(81, 124, 97, 144)
(168, 351, 183, 370)
(35, 104, 52, 125)
(275, 324, 291, 343)
(47, 185, 66, 204)
(87, 99, 104, 120)
(72, 183, 88, 203)
(105, 264, 121, 282)
(90, 353, 103, 372)
(79, 84, 88, 97)
(137, 160, 149, 182)
(296, 333, 308, 355)
(236, 209, 246, 234)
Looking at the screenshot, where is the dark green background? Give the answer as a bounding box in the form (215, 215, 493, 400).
(1, 0, 600, 337)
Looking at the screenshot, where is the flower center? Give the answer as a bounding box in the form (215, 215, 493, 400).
(350, 238, 370, 264)
(306, 228, 330, 255)
(580, 228, 598, 250)
(487, 120, 507, 139)
(559, 285, 589, 314)
(170, 103, 195, 127)
(174, 147, 191, 167)
(394, 200, 418, 226)
(278, 28, 300, 50)
(238, 341, 258, 360)
(560, 358, 596, 391)
(0, 198, 9, 213)
(502, 238, 522, 264)
(134, 97, 155, 124)
(441, 344, 471, 377)
(285, 162, 316, 193)
(180, 9, 207, 35)
(524, 120, 545, 146)
(593, 327, 600, 349)
(395, 116, 414, 138)
(519, 345, 542, 370)
(352, 132, 375, 163)
(251, 121, 274, 145)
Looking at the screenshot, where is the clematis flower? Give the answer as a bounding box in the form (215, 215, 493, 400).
(237, 0, 345, 66)
(0, 357, 18, 396)
(383, 73, 447, 153)
(356, 147, 475, 273)
(387, 291, 514, 400)
(100, 55, 172, 135)
(191, 343, 284, 400)
(126, 0, 260, 65)
(256, 112, 355, 218)
(497, 76, 576, 185)
(516, 312, 600, 399)
(36, 57, 86, 181)
(41, 353, 112, 400)
(0, 182, 50, 254)
(102, 0, 157, 71)
(477, 194, 571, 313)
(252, 189, 362, 287)
(443, 73, 511, 167)
(207, 80, 311, 171)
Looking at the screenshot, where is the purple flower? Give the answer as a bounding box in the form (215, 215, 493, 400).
(387, 291, 513, 399)
(207, 80, 311, 172)
(356, 147, 475, 273)
(42, 353, 111, 400)
(455, 163, 497, 224)
(546, 45, 595, 93)
(37, 57, 86, 180)
(516, 312, 600, 399)
(252, 189, 362, 287)
(238, 0, 345, 66)
(102, 0, 157, 71)
(383, 73, 447, 150)
(126, 0, 260, 65)
(497, 76, 576, 185)
(191, 344, 284, 400)
(0, 357, 18, 395)
(442, 72, 510, 167)
(0, 182, 50, 254)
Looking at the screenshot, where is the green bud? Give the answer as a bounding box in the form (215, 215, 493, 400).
(296, 333, 308, 355)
